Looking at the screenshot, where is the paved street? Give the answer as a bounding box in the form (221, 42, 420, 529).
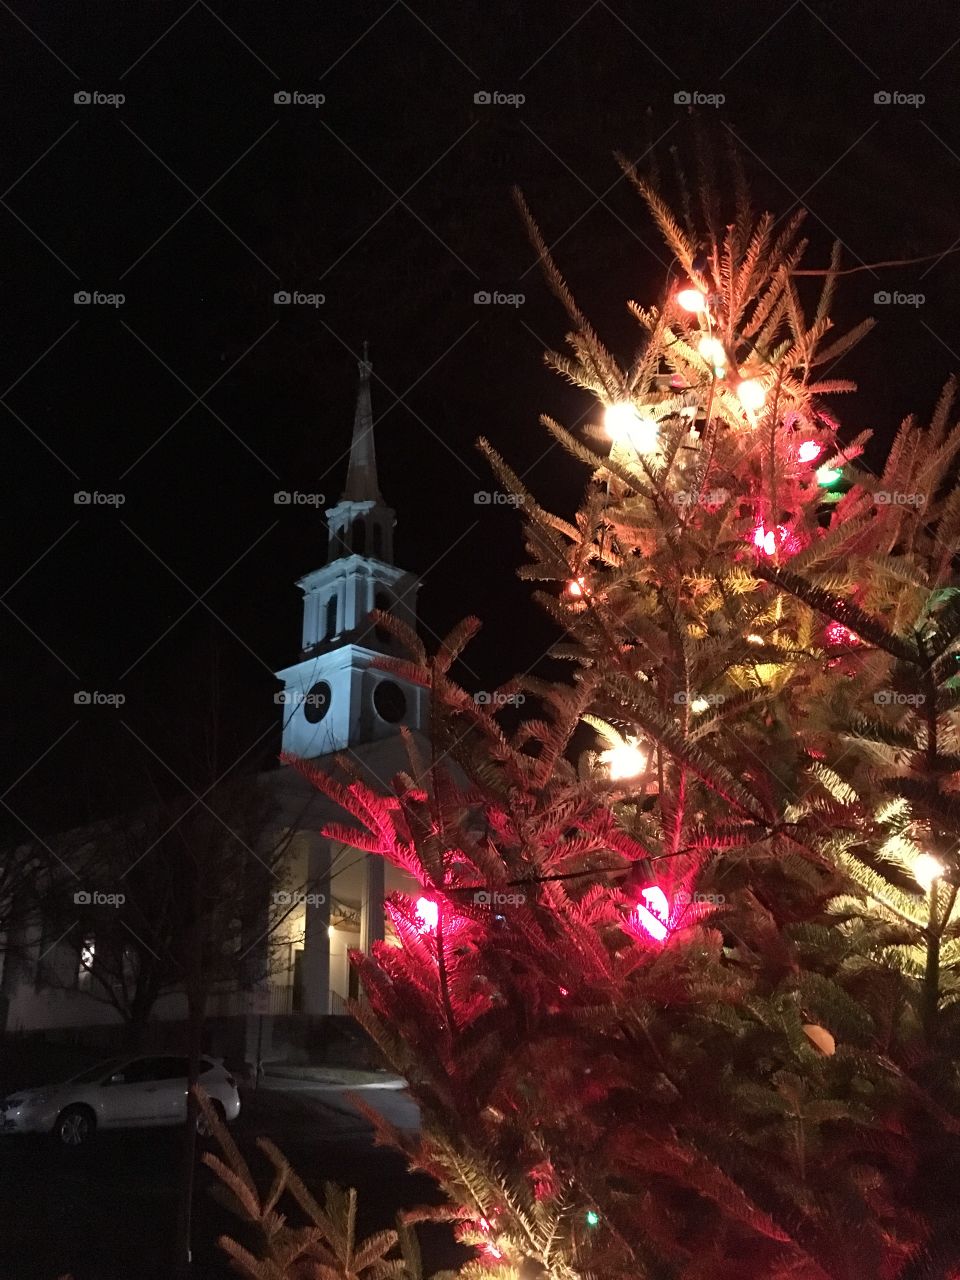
(0, 1079, 459, 1280)
(256, 1073, 422, 1136)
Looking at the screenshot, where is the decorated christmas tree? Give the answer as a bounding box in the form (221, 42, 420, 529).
(282, 160, 960, 1279)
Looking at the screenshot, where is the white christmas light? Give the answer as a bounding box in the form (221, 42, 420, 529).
(601, 738, 647, 781)
(676, 287, 707, 313)
(697, 336, 726, 369)
(604, 401, 659, 453)
(746, 633, 764, 645)
(736, 378, 767, 413)
(690, 697, 710, 714)
(914, 853, 945, 893)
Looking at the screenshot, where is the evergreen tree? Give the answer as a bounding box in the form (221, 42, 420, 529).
(285, 161, 960, 1279)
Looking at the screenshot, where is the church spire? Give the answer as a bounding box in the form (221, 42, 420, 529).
(276, 341, 423, 761)
(341, 341, 382, 503)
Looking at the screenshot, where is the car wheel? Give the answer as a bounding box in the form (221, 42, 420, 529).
(55, 1105, 96, 1147)
(196, 1099, 226, 1137)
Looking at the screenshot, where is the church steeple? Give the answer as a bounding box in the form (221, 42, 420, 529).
(274, 348, 424, 760)
(341, 343, 382, 504)
(325, 346, 395, 566)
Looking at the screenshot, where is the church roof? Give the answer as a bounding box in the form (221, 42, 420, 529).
(341, 342, 383, 504)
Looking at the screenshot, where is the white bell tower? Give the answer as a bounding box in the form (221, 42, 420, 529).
(275, 346, 425, 759)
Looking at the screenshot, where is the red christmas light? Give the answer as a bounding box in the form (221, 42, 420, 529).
(627, 875, 723, 948)
(529, 1160, 557, 1201)
(476, 1214, 504, 1260)
(415, 896, 439, 934)
(753, 524, 777, 557)
(634, 884, 670, 941)
(825, 621, 860, 646)
(798, 440, 823, 463)
(752, 523, 800, 558)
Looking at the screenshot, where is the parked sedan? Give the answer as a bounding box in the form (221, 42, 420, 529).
(0, 1054, 241, 1146)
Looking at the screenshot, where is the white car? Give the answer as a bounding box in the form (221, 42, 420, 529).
(0, 1054, 241, 1146)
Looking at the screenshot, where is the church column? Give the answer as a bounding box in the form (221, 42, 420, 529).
(360, 853, 385, 954)
(301, 835, 331, 1015)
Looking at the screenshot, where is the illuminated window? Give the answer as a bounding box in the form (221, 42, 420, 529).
(78, 935, 95, 987)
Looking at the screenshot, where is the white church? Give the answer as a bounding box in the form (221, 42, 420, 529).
(267, 344, 428, 1018)
(0, 350, 427, 1045)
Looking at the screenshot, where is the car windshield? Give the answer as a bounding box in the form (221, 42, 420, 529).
(67, 1058, 124, 1084)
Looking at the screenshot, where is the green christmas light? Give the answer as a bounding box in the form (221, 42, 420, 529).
(585, 1210, 600, 1228)
(816, 465, 842, 487)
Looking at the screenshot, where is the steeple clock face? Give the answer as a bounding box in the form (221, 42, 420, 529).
(303, 681, 332, 724)
(373, 679, 406, 724)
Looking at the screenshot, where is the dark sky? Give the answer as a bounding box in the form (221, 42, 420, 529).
(3, 0, 960, 830)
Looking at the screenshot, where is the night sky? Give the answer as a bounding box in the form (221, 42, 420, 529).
(3, 1, 960, 831)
